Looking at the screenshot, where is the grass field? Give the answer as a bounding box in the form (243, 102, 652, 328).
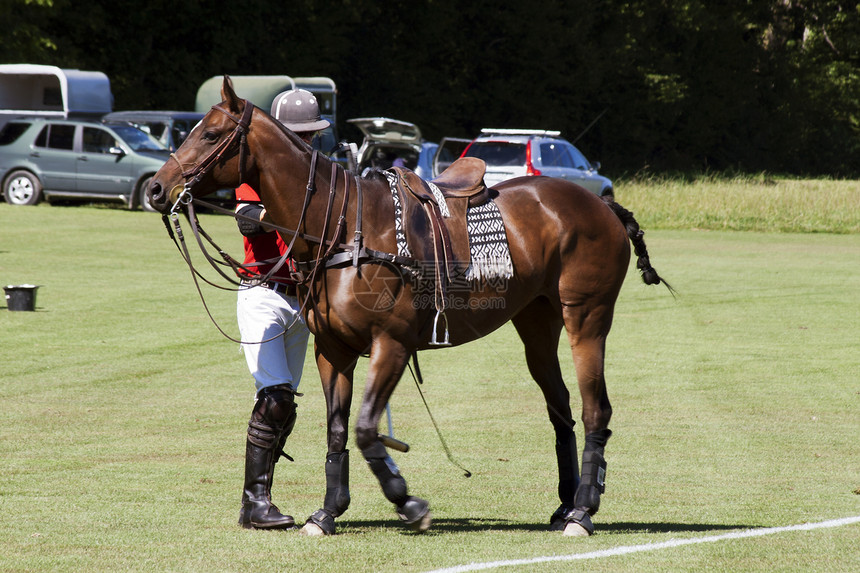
(1, 181, 858, 572)
(617, 175, 860, 234)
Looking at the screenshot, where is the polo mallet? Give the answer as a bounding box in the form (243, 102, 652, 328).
(378, 402, 410, 452)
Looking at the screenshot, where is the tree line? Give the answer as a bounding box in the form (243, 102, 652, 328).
(3, 0, 858, 177)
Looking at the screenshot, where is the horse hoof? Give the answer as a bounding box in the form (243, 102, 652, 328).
(562, 522, 591, 537)
(413, 510, 432, 533)
(562, 508, 594, 537)
(301, 522, 326, 536)
(302, 509, 336, 536)
(397, 496, 432, 533)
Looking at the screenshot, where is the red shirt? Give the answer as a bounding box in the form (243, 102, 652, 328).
(236, 183, 294, 283)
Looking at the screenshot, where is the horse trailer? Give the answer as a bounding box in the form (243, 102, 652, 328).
(195, 75, 338, 154)
(0, 64, 113, 130)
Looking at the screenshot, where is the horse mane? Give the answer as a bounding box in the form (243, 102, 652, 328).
(602, 197, 675, 294)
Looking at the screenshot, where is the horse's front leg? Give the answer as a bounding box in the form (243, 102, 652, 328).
(302, 344, 355, 536)
(356, 336, 431, 533)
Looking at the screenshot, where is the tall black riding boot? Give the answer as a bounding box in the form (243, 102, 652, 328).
(239, 384, 298, 530)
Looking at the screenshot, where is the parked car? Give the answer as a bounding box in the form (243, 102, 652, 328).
(0, 117, 170, 210)
(433, 137, 471, 175)
(102, 110, 204, 152)
(347, 117, 438, 179)
(448, 129, 613, 196)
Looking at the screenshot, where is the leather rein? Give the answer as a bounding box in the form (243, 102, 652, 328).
(161, 100, 416, 342)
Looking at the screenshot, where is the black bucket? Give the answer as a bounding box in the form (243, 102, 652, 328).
(4, 285, 39, 311)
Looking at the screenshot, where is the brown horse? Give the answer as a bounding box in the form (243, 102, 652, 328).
(148, 77, 669, 536)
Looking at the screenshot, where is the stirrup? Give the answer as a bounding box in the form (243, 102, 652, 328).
(429, 310, 451, 346)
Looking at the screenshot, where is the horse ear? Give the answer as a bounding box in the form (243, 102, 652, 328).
(221, 75, 241, 113)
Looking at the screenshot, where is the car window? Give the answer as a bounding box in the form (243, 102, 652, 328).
(146, 122, 168, 140)
(172, 120, 198, 147)
(110, 124, 167, 152)
(34, 124, 75, 150)
(566, 144, 590, 170)
(465, 142, 526, 167)
(0, 122, 32, 145)
(83, 127, 119, 153)
(127, 121, 169, 147)
(436, 145, 460, 164)
(361, 145, 418, 171)
(541, 142, 574, 168)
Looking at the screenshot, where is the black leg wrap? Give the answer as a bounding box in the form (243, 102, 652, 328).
(573, 429, 611, 516)
(305, 508, 337, 535)
(556, 433, 580, 505)
(550, 432, 580, 530)
(363, 441, 408, 506)
(323, 450, 351, 518)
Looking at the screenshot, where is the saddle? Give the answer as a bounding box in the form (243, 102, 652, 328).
(428, 157, 491, 206)
(391, 157, 491, 345)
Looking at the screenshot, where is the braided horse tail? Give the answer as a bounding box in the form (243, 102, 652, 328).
(603, 197, 675, 293)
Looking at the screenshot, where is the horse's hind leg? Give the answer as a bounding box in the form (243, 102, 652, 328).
(561, 301, 615, 536)
(511, 298, 580, 532)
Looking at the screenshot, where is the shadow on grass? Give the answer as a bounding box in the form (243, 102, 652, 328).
(599, 521, 755, 534)
(335, 518, 756, 535)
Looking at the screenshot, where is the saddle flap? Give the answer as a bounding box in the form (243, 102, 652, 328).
(393, 166, 437, 204)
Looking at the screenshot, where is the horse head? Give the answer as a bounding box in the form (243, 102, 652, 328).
(147, 76, 258, 213)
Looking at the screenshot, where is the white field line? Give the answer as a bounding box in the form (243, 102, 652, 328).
(424, 515, 860, 573)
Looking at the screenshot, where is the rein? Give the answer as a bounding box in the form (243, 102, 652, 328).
(162, 101, 418, 344)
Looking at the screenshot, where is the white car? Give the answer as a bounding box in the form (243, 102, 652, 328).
(450, 129, 613, 197)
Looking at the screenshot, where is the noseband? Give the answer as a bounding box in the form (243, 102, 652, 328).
(170, 99, 255, 195)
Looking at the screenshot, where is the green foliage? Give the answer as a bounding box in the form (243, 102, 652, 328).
(0, 2, 858, 168)
(0, 202, 858, 571)
(0, 0, 59, 61)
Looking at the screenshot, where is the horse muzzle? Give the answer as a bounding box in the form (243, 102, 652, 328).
(146, 180, 187, 214)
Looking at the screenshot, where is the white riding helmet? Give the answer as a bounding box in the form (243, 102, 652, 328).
(270, 89, 331, 133)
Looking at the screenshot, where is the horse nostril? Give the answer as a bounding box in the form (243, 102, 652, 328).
(149, 182, 163, 203)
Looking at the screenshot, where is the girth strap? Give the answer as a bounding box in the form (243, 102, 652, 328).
(392, 168, 455, 345)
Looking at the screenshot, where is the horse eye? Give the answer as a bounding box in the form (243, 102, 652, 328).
(202, 131, 219, 141)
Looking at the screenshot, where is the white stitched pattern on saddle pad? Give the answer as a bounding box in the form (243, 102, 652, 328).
(427, 182, 450, 217)
(465, 199, 513, 281)
(384, 171, 412, 258)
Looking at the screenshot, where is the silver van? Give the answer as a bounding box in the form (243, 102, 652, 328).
(0, 117, 170, 210)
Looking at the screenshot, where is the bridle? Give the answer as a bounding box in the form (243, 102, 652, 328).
(168, 100, 254, 198)
(161, 99, 417, 344)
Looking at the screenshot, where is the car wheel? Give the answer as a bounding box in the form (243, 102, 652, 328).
(136, 176, 157, 212)
(4, 170, 42, 206)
